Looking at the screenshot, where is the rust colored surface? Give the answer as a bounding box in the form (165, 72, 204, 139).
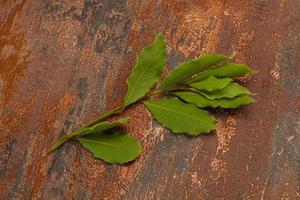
(0, 0, 299, 199)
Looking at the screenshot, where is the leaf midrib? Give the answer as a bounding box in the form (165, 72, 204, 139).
(160, 60, 198, 88)
(126, 58, 158, 104)
(79, 138, 130, 149)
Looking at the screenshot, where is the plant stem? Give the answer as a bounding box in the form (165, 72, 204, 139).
(84, 105, 124, 127)
(48, 134, 73, 153)
(146, 86, 179, 98)
(145, 89, 163, 98)
(49, 84, 187, 153)
(49, 105, 124, 153)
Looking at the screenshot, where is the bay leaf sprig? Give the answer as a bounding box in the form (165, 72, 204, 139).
(49, 33, 257, 164)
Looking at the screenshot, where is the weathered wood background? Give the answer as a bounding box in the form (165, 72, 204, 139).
(0, 0, 299, 199)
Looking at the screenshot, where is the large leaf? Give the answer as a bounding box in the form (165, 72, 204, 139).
(158, 54, 230, 89)
(190, 76, 232, 92)
(75, 118, 129, 137)
(144, 98, 216, 135)
(199, 82, 251, 100)
(188, 63, 257, 83)
(124, 34, 167, 106)
(175, 92, 255, 108)
(78, 132, 141, 164)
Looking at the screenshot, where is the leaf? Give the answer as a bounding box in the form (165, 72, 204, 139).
(78, 132, 141, 164)
(175, 92, 255, 108)
(216, 95, 255, 108)
(199, 82, 252, 100)
(124, 34, 167, 106)
(188, 63, 258, 83)
(75, 118, 129, 137)
(175, 92, 214, 108)
(158, 54, 230, 89)
(144, 98, 216, 135)
(190, 76, 232, 92)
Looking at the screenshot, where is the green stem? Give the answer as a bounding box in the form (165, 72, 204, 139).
(146, 85, 181, 98)
(84, 106, 124, 127)
(48, 134, 73, 153)
(49, 105, 124, 153)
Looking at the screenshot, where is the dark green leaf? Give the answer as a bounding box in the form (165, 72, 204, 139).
(124, 34, 167, 106)
(158, 54, 230, 89)
(144, 98, 216, 135)
(190, 76, 232, 92)
(199, 82, 251, 100)
(188, 63, 258, 83)
(76, 118, 129, 137)
(175, 92, 255, 108)
(78, 132, 141, 164)
(175, 92, 214, 108)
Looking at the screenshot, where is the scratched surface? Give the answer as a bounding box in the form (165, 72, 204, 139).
(0, 0, 299, 199)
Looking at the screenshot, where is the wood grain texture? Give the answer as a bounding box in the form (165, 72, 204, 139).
(0, 0, 299, 199)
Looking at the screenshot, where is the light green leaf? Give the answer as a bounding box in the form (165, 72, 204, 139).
(78, 132, 141, 164)
(175, 92, 255, 108)
(158, 54, 230, 89)
(124, 34, 167, 106)
(144, 98, 216, 135)
(190, 76, 232, 92)
(216, 95, 255, 108)
(76, 118, 129, 137)
(199, 82, 252, 100)
(188, 63, 258, 83)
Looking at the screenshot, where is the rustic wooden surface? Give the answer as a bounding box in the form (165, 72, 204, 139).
(0, 0, 299, 199)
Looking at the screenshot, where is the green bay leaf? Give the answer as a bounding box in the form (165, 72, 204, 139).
(190, 76, 232, 92)
(216, 95, 255, 108)
(75, 118, 129, 137)
(78, 132, 141, 164)
(144, 98, 216, 135)
(175, 92, 255, 108)
(175, 92, 215, 108)
(188, 63, 257, 83)
(124, 34, 167, 106)
(199, 82, 251, 100)
(158, 54, 230, 89)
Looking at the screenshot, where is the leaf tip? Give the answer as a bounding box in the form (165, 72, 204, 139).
(228, 51, 236, 60)
(154, 33, 165, 44)
(119, 117, 130, 123)
(155, 33, 164, 39)
(250, 69, 259, 75)
(249, 97, 257, 103)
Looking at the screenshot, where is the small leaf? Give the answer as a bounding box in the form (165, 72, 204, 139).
(78, 132, 141, 164)
(124, 34, 167, 106)
(158, 54, 230, 89)
(144, 98, 216, 135)
(190, 76, 232, 92)
(76, 118, 129, 137)
(216, 95, 255, 108)
(175, 92, 255, 108)
(199, 82, 252, 100)
(175, 92, 215, 108)
(188, 63, 258, 83)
